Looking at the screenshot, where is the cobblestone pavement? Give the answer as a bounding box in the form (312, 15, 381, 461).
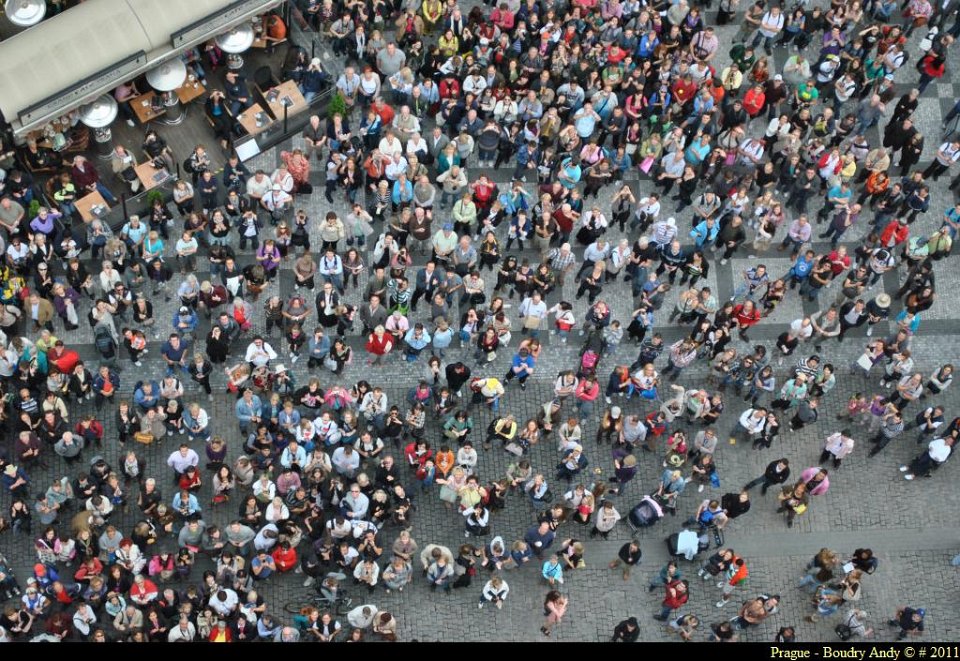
(3, 3, 960, 644)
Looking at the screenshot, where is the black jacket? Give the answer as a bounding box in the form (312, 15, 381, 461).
(763, 460, 791, 484)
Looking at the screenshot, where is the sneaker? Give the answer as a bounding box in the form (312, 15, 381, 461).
(465, 531, 470, 537)
(899, 465, 909, 472)
(866, 326, 873, 336)
(605, 396, 612, 404)
(904, 474, 915, 480)
(715, 600, 728, 608)
(166, 430, 173, 436)
(141, 349, 149, 355)
(496, 601, 503, 609)
(698, 484, 705, 493)
(579, 330, 585, 336)
(134, 361, 143, 367)
(126, 119, 135, 127)
(561, 337, 567, 344)
(291, 354, 300, 363)
(478, 602, 484, 609)
(720, 258, 728, 265)
(716, 582, 725, 588)
(303, 576, 316, 587)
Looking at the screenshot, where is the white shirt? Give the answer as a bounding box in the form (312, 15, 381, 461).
(759, 10, 784, 37)
(789, 319, 814, 341)
(928, 438, 952, 463)
(936, 142, 960, 166)
(270, 170, 295, 193)
(166, 449, 199, 472)
(245, 341, 278, 366)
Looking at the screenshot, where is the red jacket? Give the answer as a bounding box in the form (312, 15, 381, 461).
(272, 545, 298, 572)
(671, 80, 697, 105)
(404, 441, 433, 468)
(75, 420, 104, 443)
(209, 625, 233, 642)
(880, 220, 909, 247)
(662, 579, 689, 609)
(920, 53, 945, 78)
(365, 332, 393, 356)
(743, 89, 766, 116)
(733, 304, 762, 328)
(439, 79, 461, 99)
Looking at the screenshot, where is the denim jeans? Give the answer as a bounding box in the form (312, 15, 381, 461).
(95, 182, 118, 205)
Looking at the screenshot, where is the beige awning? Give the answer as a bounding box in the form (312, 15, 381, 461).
(0, 0, 283, 136)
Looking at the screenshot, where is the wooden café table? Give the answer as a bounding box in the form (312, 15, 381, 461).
(264, 80, 308, 120)
(76, 191, 110, 223)
(236, 103, 275, 136)
(134, 161, 171, 192)
(175, 79, 206, 105)
(130, 92, 166, 124)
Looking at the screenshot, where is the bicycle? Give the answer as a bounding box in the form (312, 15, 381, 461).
(282, 575, 354, 616)
(283, 590, 354, 616)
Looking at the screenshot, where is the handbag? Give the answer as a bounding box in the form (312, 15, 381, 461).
(793, 503, 808, 515)
(835, 613, 856, 641)
(522, 314, 541, 330)
(134, 431, 155, 445)
(504, 442, 525, 456)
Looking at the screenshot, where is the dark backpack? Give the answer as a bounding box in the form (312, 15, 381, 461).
(94, 326, 116, 357)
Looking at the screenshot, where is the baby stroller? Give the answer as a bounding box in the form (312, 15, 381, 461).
(666, 529, 710, 561)
(627, 495, 665, 531)
(577, 330, 606, 378)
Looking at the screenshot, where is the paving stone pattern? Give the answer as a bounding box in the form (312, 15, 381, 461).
(3, 2, 960, 644)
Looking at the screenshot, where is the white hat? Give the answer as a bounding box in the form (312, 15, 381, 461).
(611, 406, 622, 419)
(666, 217, 676, 227)
(275, 364, 287, 374)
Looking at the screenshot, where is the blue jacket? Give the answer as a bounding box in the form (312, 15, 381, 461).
(172, 310, 199, 334)
(690, 220, 719, 247)
(308, 334, 331, 359)
(133, 380, 160, 409)
(93, 370, 120, 395)
(391, 179, 414, 205)
(235, 395, 263, 425)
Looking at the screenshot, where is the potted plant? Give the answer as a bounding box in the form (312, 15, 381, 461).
(327, 92, 347, 119)
(146, 190, 165, 208)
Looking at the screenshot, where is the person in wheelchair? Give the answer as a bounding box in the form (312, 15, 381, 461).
(686, 498, 728, 547)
